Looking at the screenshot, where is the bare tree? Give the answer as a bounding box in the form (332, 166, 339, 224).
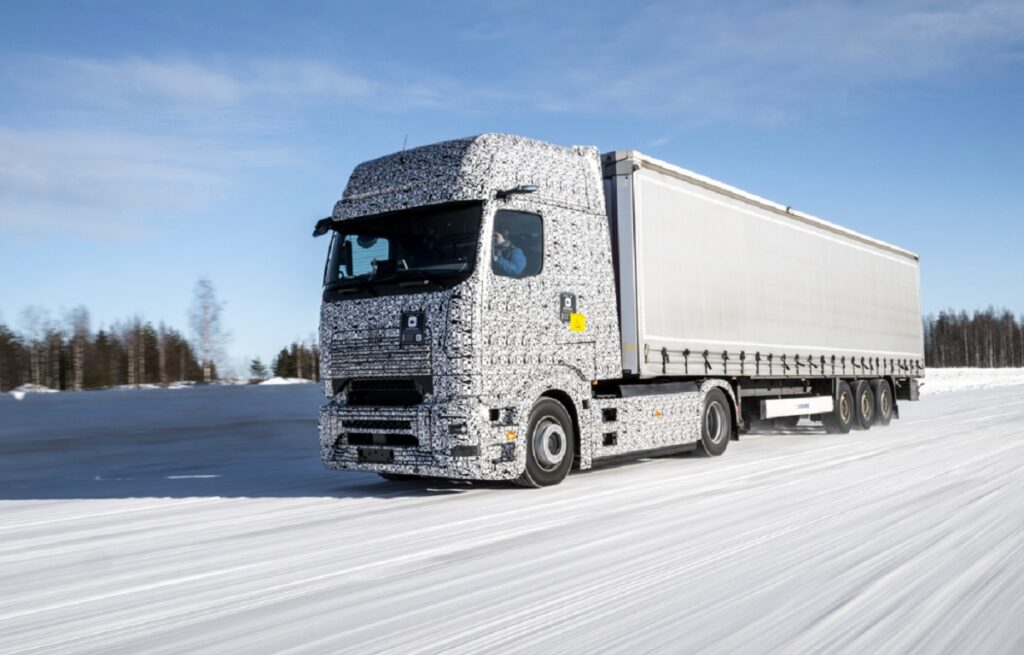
(308, 331, 321, 382)
(157, 322, 168, 385)
(136, 318, 145, 385)
(189, 277, 229, 382)
(19, 306, 50, 386)
(66, 306, 90, 391)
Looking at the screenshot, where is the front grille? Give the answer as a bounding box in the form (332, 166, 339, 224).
(330, 328, 431, 376)
(341, 418, 412, 430)
(346, 378, 428, 406)
(346, 433, 419, 447)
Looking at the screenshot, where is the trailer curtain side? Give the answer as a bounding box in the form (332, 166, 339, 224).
(603, 152, 924, 379)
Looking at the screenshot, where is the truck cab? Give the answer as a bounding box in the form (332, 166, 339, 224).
(317, 134, 622, 485)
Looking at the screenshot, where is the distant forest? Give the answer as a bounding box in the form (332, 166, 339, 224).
(923, 308, 1024, 369)
(0, 309, 320, 393)
(1, 306, 1021, 393)
(0, 311, 206, 392)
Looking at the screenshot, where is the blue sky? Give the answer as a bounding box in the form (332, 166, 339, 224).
(2, 0, 1022, 372)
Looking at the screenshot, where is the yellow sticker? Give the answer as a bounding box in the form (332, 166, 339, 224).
(569, 313, 586, 333)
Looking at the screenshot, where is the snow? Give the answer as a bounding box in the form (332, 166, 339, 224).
(923, 367, 1024, 395)
(10, 383, 58, 394)
(259, 376, 315, 385)
(2, 379, 1023, 653)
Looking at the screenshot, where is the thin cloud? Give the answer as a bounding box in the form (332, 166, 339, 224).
(0, 128, 290, 239)
(0, 56, 446, 239)
(70, 58, 246, 106)
(0, 55, 453, 121)
(522, 0, 1024, 123)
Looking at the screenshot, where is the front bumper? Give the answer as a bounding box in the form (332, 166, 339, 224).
(318, 398, 523, 481)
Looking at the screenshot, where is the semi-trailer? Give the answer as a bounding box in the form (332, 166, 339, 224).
(314, 134, 923, 486)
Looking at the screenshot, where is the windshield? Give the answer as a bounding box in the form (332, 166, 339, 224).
(323, 202, 483, 298)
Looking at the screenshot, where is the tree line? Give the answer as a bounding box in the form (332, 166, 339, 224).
(0, 308, 208, 392)
(1, 308, 323, 392)
(923, 308, 1024, 368)
(249, 341, 321, 382)
(1, 277, 230, 393)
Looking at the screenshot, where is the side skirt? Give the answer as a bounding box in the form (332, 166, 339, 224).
(591, 443, 697, 468)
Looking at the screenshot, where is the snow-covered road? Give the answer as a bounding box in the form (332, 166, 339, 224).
(2, 383, 1023, 653)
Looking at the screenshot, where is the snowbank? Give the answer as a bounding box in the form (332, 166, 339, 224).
(923, 367, 1024, 395)
(9, 383, 58, 396)
(259, 376, 315, 385)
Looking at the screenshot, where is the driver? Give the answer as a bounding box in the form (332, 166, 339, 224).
(492, 227, 526, 276)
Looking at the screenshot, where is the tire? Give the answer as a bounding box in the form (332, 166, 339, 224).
(517, 398, 575, 487)
(698, 388, 732, 456)
(851, 380, 875, 430)
(823, 380, 854, 434)
(871, 379, 894, 426)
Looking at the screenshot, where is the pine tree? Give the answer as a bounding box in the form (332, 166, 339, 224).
(249, 358, 268, 380)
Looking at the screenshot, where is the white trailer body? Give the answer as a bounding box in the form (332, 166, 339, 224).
(604, 152, 924, 380)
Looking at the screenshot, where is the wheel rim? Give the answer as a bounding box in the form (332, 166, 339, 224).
(706, 401, 725, 445)
(533, 417, 566, 471)
(881, 389, 891, 416)
(861, 390, 873, 420)
(839, 393, 851, 423)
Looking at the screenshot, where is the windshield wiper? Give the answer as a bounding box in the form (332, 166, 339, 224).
(398, 278, 432, 288)
(324, 277, 377, 296)
(370, 269, 467, 290)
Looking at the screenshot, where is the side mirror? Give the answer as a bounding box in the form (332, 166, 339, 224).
(312, 216, 334, 237)
(495, 184, 540, 200)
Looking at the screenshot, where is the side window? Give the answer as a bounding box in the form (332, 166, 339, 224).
(492, 210, 542, 278)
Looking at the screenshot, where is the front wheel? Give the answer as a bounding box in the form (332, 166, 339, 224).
(698, 388, 732, 456)
(517, 398, 575, 487)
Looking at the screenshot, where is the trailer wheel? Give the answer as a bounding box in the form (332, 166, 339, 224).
(851, 380, 875, 430)
(871, 379, 894, 426)
(823, 381, 854, 434)
(517, 398, 575, 487)
(698, 389, 731, 456)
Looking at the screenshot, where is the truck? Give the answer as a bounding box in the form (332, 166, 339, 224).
(313, 133, 923, 486)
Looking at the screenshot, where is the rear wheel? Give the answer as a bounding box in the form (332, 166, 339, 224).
(871, 379, 894, 426)
(823, 380, 854, 434)
(698, 388, 732, 456)
(517, 398, 575, 487)
(851, 380, 875, 430)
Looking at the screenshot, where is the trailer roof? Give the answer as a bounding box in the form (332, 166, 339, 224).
(602, 150, 919, 262)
